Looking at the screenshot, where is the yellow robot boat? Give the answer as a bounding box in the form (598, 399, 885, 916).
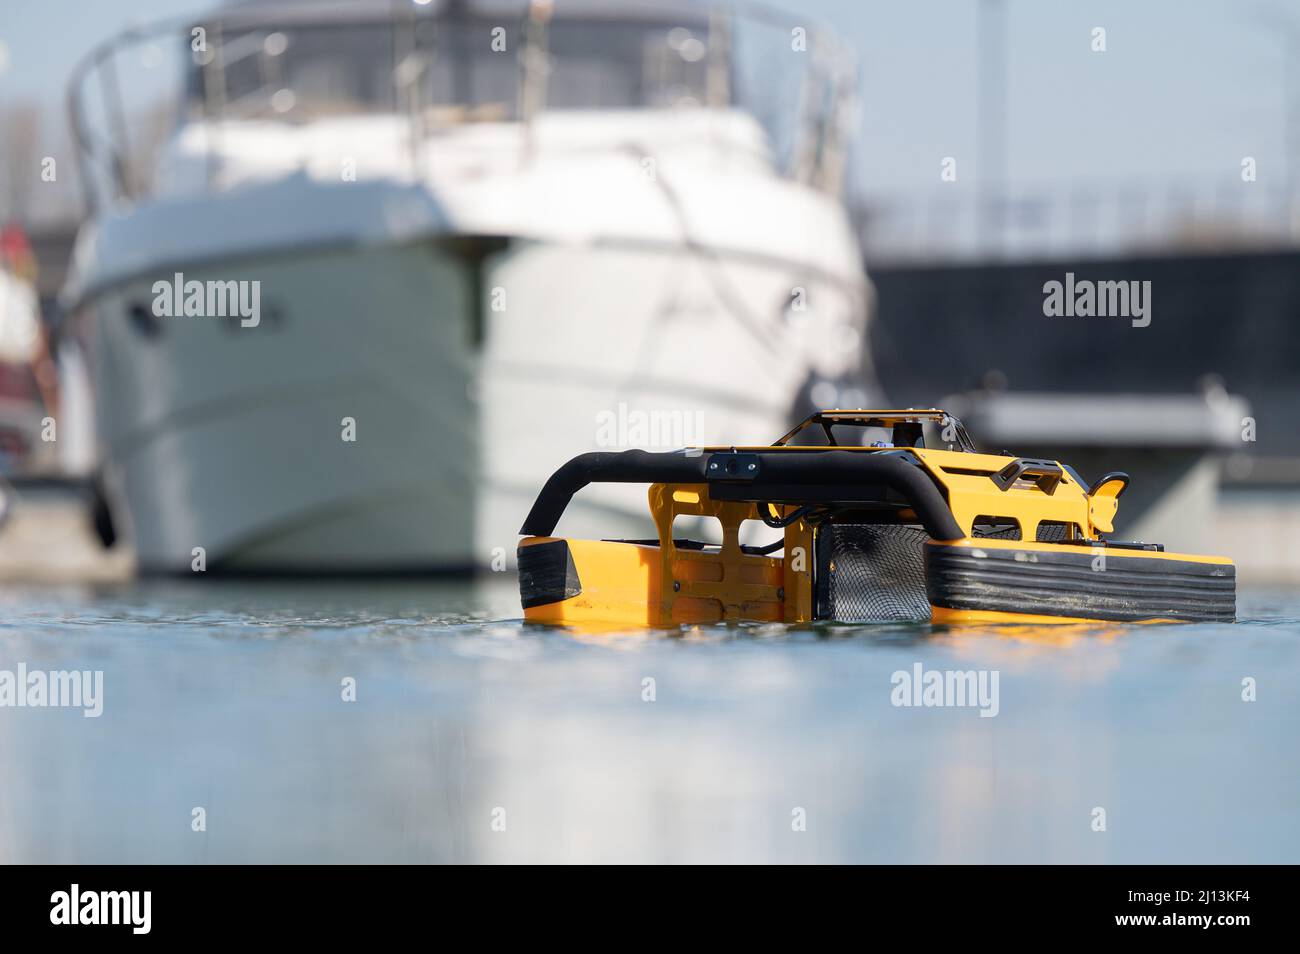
(517, 410, 1236, 626)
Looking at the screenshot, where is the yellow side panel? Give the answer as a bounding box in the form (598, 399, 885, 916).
(521, 538, 662, 627)
(520, 479, 816, 628)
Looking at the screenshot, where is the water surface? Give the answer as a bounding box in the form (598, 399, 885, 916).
(1, 581, 1296, 863)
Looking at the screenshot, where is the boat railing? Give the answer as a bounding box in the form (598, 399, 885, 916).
(66, 1, 858, 216)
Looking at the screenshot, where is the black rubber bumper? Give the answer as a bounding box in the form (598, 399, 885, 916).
(517, 540, 581, 609)
(925, 543, 1236, 623)
(519, 449, 963, 541)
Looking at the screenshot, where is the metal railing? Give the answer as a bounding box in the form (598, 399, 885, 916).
(857, 180, 1300, 264)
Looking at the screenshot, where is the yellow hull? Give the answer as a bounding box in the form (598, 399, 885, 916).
(517, 410, 1236, 628)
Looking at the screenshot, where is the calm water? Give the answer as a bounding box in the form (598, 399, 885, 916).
(0, 580, 1296, 864)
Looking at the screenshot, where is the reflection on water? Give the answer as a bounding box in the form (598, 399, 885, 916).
(0, 580, 1296, 863)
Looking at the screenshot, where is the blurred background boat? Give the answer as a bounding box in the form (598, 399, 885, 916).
(53, 0, 871, 574)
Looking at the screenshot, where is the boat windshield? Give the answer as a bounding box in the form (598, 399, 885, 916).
(188, 19, 714, 120)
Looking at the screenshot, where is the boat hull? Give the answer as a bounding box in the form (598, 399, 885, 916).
(87, 242, 478, 573)
(82, 236, 862, 573)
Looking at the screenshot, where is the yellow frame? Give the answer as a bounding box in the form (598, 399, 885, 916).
(522, 483, 813, 627)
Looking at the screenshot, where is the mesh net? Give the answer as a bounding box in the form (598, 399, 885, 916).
(815, 524, 931, 622)
(969, 520, 1082, 542)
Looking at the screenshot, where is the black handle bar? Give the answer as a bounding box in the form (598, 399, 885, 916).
(519, 449, 964, 541)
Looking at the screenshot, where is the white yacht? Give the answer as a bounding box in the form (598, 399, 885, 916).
(61, 0, 873, 573)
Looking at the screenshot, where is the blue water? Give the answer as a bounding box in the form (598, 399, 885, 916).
(0, 580, 1296, 863)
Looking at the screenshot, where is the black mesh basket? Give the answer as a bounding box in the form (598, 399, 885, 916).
(814, 523, 931, 622)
